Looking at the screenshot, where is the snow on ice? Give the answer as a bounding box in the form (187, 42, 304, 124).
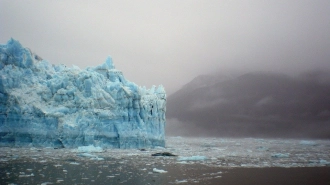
(0, 38, 166, 148)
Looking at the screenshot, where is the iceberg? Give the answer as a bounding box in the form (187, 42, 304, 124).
(0, 38, 166, 148)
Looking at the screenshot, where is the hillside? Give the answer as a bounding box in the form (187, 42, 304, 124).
(167, 71, 330, 138)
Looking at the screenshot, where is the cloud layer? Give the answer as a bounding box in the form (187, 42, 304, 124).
(1, 1, 330, 94)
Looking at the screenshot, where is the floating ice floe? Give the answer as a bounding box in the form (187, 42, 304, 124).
(78, 153, 97, 158)
(18, 173, 34, 178)
(69, 162, 80, 165)
(91, 157, 104, 161)
(1, 136, 330, 171)
(41, 182, 53, 185)
(256, 146, 269, 151)
(271, 153, 290, 158)
(299, 140, 317, 146)
(175, 179, 188, 183)
(177, 156, 207, 161)
(319, 159, 330, 165)
(152, 168, 168, 173)
(77, 145, 103, 153)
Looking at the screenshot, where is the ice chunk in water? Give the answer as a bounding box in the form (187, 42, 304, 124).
(153, 168, 168, 173)
(271, 153, 290, 158)
(77, 145, 103, 153)
(177, 156, 207, 161)
(299, 140, 317, 146)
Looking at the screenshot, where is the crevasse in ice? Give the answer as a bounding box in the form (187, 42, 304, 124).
(0, 38, 166, 148)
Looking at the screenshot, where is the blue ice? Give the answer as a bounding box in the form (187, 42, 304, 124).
(0, 38, 166, 148)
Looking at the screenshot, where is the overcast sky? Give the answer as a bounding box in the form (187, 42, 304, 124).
(1, 1, 330, 94)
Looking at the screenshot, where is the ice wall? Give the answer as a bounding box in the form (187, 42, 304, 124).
(0, 38, 166, 148)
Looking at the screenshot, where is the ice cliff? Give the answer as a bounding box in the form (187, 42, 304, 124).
(0, 38, 166, 148)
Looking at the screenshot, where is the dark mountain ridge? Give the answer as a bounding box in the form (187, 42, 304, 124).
(167, 71, 330, 138)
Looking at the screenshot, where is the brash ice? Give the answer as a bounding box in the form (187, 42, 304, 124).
(0, 38, 166, 148)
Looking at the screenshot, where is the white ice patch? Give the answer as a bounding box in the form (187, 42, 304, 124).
(175, 179, 188, 183)
(77, 145, 103, 153)
(153, 168, 167, 173)
(299, 140, 317, 146)
(78, 153, 96, 157)
(177, 156, 207, 161)
(271, 153, 290, 158)
(41, 182, 53, 185)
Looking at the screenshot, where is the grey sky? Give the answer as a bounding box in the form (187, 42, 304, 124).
(1, 0, 330, 94)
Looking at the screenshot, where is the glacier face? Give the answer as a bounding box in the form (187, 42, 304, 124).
(0, 38, 166, 148)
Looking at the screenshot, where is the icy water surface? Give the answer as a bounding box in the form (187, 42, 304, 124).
(1, 137, 330, 184)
